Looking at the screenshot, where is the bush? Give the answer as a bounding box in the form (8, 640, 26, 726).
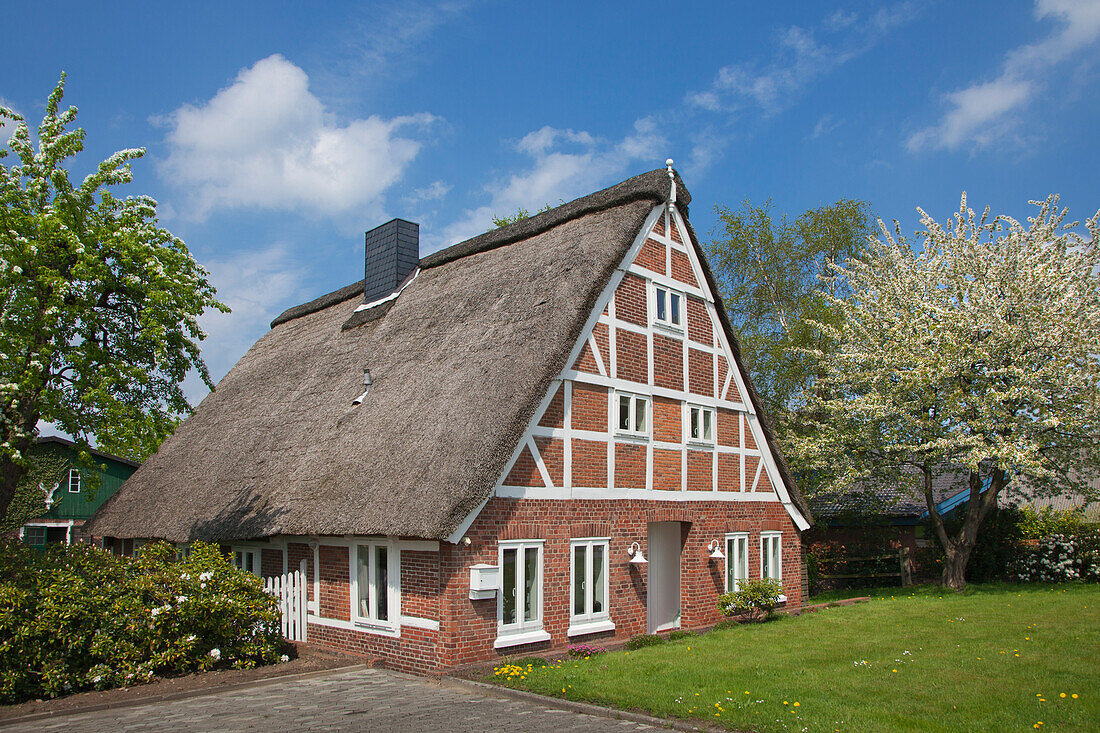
(1011, 533, 1093, 582)
(717, 577, 784, 621)
(0, 539, 284, 703)
(668, 629, 696, 641)
(567, 643, 606, 657)
(624, 634, 666, 650)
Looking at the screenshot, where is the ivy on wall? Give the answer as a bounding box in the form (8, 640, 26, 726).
(1, 445, 71, 533)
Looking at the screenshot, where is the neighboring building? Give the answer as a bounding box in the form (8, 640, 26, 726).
(17, 437, 140, 548)
(1000, 467, 1100, 523)
(89, 167, 812, 673)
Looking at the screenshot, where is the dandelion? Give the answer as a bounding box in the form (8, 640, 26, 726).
(1060, 693, 1066, 698)
(1072, 694, 1078, 699)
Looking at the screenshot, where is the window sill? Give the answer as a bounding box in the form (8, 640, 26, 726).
(353, 619, 400, 637)
(652, 321, 685, 337)
(613, 432, 650, 444)
(494, 629, 551, 649)
(567, 619, 616, 637)
(685, 440, 716, 450)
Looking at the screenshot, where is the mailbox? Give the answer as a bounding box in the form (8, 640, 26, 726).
(469, 563, 499, 600)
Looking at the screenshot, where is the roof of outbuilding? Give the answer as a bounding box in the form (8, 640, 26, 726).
(809, 468, 974, 522)
(88, 168, 809, 543)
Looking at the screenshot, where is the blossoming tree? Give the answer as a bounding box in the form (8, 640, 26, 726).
(790, 193, 1100, 588)
(0, 75, 225, 520)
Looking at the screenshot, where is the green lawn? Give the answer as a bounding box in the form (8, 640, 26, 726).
(490, 584, 1099, 732)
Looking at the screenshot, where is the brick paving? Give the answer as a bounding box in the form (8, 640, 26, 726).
(9, 668, 662, 732)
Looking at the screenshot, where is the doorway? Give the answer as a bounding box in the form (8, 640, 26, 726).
(646, 521, 682, 633)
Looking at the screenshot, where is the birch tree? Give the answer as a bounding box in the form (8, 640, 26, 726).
(0, 75, 226, 520)
(790, 193, 1100, 588)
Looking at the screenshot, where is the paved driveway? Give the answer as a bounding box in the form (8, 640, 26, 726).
(9, 668, 665, 732)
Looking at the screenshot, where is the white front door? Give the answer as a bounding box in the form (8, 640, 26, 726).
(646, 522, 682, 633)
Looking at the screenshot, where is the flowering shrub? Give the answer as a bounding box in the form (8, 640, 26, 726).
(717, 577, 784, 621)
(567, 642, 606, 657)
(0, 539, 285, 703)
(1012, 534, 1100, 582)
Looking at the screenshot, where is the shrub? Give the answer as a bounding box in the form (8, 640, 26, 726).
(567, 642, 606, 657)
(717, 577, 784, 621)
(0, 539, 284, 703)
(624, 634, 666, 650)
(1012, 534, 1085, 582)
(668, 629, 696, 641)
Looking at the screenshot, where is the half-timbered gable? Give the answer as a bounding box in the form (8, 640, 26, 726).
(90, 166, 811, 672)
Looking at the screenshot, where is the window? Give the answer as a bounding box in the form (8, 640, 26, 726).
(570, 538, 612, 634)
(761, 532, 782, 581)
(497, 540, 546, 646)
(616, 392, 649, 437)
(176, 544, 191, 561)
(654, 285, 683, 328)
(688, 406, 715, 443)
(232, 547, 259, 575)
(355, 541, 396, 628)
(24, 526, 46, 546)
(725, 533, 748, 591)
(68, 468, 81, 493)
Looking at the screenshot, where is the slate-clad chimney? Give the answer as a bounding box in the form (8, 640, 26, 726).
(363, 219, 419, 303)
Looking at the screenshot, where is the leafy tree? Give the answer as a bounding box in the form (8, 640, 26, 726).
(705, 198, 872, 462)
(790, 193, 1100, 589)
(0, 75, 226, 521)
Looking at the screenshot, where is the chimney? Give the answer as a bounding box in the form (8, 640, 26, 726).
(363, 218, 419, 304)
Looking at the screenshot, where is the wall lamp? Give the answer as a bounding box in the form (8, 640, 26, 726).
(627, 541, 647, 564)
(707, 539, 725, 561)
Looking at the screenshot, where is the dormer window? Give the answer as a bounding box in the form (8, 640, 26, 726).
(654, 285, 683, 329)
(616, 392, 649, 437)
(68, 468, 81, 493)
(688, 405, 715, 444)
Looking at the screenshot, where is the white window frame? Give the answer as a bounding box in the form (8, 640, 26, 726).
(496, 539, 548, 648)
(231, 546, 260, 576)
(687, 404, 716, 445)
(68, 468, 81, 493)
(569, 537, 614, 636)
(352, 540, 399, 632)
(614, 391, 650, 439)
(724, 532, 749, 592)
(652, 283, 684, 330)
(761, 532, 782, 581)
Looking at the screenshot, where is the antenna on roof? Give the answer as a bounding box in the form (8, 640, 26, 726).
(666, 158, 676, 209)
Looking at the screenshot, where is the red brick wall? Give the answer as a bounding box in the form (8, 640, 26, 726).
(260, 548, 283, 578)
(614, 443, 646, 489)
(670, 249, 694, 286)
(318, 545, 351, 621)
(538, 385, 564, 428)
(504, 445, 542, 487)
(686, 450, 712, 491)
(287, 542, 314, 602)
(653, 448, 681, 491)
(636, 237, 665, 274)
(307, 623, 439, 675)
(572, 383, 607, 432)
(614, 273, 648, 326)
(572, 341, 600, 374)
(686, 296, 711, 346)
(653, 334, 683, 391)
(614, 328, 648, 383)
(652, 396, 681, 443)
(687, 347, 713, 396)
(572, 438, 607, 488)
(401, 550, 439, 621)
(534, 436, 564, 487)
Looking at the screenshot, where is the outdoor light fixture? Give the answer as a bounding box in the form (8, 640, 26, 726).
(707, 539, 725, 561)
(352, 369, 373, 405)
(627, 541, 647, 564)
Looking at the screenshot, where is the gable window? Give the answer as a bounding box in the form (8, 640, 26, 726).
(569, 538, 614, 636)
(761, 532, 782, 581)
(68, 468, 81, 493)
(725, 533, 748, 591)
(232, 547, 259, 575)
(616, 392, 649, 437)
(354, 541, 397, 630)
(688, 405, 715, 444)
(497, 539, 548, 647)
(654, 285, 683, 329)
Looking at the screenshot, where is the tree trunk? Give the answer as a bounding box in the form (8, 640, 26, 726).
(922, 465, 1006, 591)
(941, 542, 975, 590)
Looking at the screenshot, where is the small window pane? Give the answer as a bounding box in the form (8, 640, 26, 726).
(524, 547, 539, 622)
(357, 547, 371, 618)
(69, 469, 80, 493)
(703, 410, 714, 441)
(635, 398, 647, 433)
(375, 546, 388, 620)
(573, 545, 586, 616)
(671, 293, 681, 324)
(656, 288, 667, 321)
(690, 408, 700, 439)
(619, 395, 631, 431)
(771, 538, 781, 579)
(739, 538, 748, 580)
(592, 544, 606, 614)
(502, 548, 517, 625)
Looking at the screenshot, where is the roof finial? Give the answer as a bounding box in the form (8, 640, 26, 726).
(665, 158, 676, 207)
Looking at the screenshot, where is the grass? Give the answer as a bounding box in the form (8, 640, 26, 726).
(489, 583, 1099, 731)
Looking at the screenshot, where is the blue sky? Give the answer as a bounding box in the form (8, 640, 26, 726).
(4, 0, 1099, 404)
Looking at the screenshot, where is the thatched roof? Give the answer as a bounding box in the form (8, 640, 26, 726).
(89, 168, 809, 543)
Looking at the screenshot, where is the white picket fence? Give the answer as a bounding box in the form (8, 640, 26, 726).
(263, 559, 308, 642)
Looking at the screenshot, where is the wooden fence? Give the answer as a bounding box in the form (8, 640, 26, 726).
(819, 547, 913, 587)
(263, 559, 308, 642)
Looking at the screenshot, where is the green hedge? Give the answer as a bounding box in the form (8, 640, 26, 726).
(0, 539, 285, 703)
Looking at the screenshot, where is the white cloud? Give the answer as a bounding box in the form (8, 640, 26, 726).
(686, 4, 913, 117)
(908, 0, 1100, 151)
(811, 113, 844, 139)
(404, 180, 452, 205)
(429, 117, 665, 252)
(159, 54, 437, 221)
(184, 244, 305, 404)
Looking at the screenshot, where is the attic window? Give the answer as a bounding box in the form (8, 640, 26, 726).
(616, 392, 649, 437)
(352, 369, 373, 405)
(654, 285, 683, 329)
(68, 469, 81, 493)
(688, 405, 715, 444)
